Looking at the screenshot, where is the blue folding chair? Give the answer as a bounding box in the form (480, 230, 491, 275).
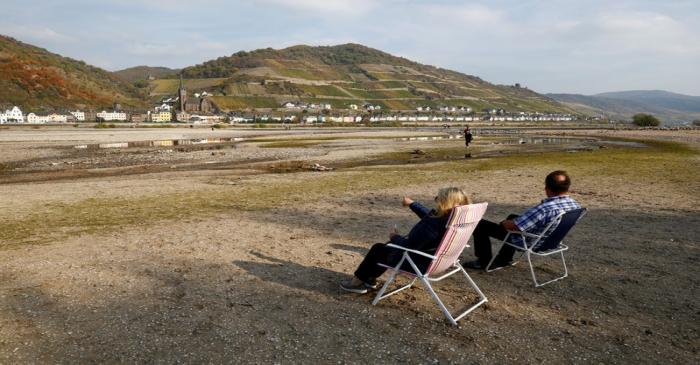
(486, 208, 587, 287)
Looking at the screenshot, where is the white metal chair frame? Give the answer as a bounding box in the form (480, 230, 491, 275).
(485, 208, 587, 287)
(371, 203, 489, 326)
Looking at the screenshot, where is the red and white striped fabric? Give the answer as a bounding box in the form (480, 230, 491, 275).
(425, 203, 489, 276)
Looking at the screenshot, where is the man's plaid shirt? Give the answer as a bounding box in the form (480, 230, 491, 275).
(512, 195, 581, 246)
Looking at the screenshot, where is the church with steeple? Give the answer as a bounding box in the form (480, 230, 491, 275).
(176, 73, 214, 114)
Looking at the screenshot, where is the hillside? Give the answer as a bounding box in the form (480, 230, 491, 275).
(114, 66, 178, 82)
(548, 90, 700, 124)
(0, 35, 145, 110)
(150, 44, 571, 113)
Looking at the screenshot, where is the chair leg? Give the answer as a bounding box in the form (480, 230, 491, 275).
(528, 251, 569, 287)
(421, 277, 458, 326)
(421, 264, 488, 326)
(452, 263, 488, 322)
(484, 243, 502, 272)
(372, 271, 416, 305)
(485, 242, 512, 272)
(527, 251, 539, 286)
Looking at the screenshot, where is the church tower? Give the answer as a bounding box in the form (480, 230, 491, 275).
(178, 73, 187, 112)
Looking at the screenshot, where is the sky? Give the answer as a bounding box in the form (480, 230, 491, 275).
(2, 0, 699, 95)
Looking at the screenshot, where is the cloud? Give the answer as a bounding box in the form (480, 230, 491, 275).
(423, 3, 504, 24)
(0, 25, 75, 43)
(593, 11, 697, 55)
(103, 0, 227, 12)
(258, 0, 377, 16)
(126, 43, 179, 57)
(1, 0, 698, 94)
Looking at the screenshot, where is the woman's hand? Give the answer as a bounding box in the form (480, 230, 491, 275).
(402, 196, 414, 207)
(389, 225, 399, 240)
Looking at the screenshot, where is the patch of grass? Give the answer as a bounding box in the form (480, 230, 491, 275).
(136, 124, 178, 128)
(343, 88, 416, 99)
(274, 68, 327, 80)
(379, 99, 413, 110)
(2, 138, 696, 248)
(369, 138, 700, 192)
(150, 78, 227, 94)
(149, 79, 179, 94)
(295, 84, 349, 97)
(211, 96, 279, 109)
(302, 98, 362, 109)
(224, 82, 251, 95)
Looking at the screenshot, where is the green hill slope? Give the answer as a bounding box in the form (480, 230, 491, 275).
(0, 35, 145, 110)
(114, 66, 179, 83)
(154, 43, 571, 113)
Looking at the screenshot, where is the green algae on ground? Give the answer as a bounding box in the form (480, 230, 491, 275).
(2, 138, 697, 248)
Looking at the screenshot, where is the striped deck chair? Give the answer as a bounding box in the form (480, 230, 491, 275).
(371, 202, 489, 326)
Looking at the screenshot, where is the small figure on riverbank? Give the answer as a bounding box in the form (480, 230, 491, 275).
(463, 126, 473, 147)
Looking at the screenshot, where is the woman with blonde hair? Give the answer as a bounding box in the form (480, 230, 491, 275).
(340, 187, 470, 293)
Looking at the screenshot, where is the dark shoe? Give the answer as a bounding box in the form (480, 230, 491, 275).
(464, 260, 487, 270)
(364, 279, 380, 290)
(486, 260, 515, 271)
(340, 278, 369, 294)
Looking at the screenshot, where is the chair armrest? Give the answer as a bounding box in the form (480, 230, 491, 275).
(507, 230, 541, 239)
(502, 231, 533, 251)
(386, 244, 437, 259)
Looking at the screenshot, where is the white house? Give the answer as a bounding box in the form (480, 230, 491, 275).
(1, 106, 24, 123)
(48, 113, 68, 123)
(26, 112, 68, 123)
(26, 113, 50, 124)
(96, 111, 127, 121)
(189, 114, 225, 124)
(155, 103, 172, 112)
(70, 111, 85, 121)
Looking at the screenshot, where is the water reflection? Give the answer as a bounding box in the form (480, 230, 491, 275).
(395, 134, 646, 148)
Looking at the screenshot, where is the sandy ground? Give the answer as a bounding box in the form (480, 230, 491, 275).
(0, 126, 698, 364)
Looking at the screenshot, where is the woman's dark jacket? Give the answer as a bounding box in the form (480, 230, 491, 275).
(386, 202, 449, 271)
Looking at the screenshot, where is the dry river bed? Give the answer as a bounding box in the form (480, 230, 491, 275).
(0, 126, 698, 364)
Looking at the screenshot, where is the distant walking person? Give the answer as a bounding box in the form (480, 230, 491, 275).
(463, 126, 473, 147)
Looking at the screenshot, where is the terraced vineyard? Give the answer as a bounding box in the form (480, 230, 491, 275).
(148, 44, 572, 113)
